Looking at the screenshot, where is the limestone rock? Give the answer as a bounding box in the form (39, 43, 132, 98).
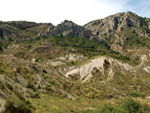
(65, 56, 132, 82)
(0, 91, 6, 113)
(39, 20, 92, 38)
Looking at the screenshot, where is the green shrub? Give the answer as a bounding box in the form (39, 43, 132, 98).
(42, 70, 47, 73)
(139, 17, 148, 27)
(4, 100, 31, 113)
(82, 99, 150, 113)
(142, 103, 150, 112)
(82, 104, 127, 113)
(0, 69, 4, 73)
(6, 84, 13, 91)
(130, 92, 140, 97)
(35, 58, 39, 62)
(123, 99, 141, 113)
(68, 60, 77, 65)
(47, 56, 54, 59)
(13, 89, 25, 101)
(27, 83, 35, 90)
(46, 78, 55, 85)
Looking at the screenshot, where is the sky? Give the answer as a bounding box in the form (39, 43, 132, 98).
(0, 0, 150, 25)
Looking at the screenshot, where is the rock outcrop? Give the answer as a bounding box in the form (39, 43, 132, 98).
(39, 20, 92, 38)
(65, 56, 132, 82)
(0, 26, 14, 38)
(84, 11, 142, 34)
(65, 51, 150, 82)
(83, 11, 150, 52)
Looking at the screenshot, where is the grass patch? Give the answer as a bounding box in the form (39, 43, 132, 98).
(27, 94, 105, 113)
(82, 98, 150, 113)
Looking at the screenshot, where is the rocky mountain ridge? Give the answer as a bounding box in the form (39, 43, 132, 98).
(38, 12, 150, 41)
(1, 11, 150, 53)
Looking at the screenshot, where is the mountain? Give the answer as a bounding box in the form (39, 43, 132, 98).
(0, 11, 150, 113)
(84, 11, 150, 53)
(38, 20, 92, 39)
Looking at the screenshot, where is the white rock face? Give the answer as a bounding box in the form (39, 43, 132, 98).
(65, 56, 132, 82)
(0, 97, 6, 113)
(47, 60, 65, 66)
(67, 54, 84, 61)
(31, 58, 36, 63)
(56, 54, 84, 61)
(107, 69, 114, 80)
(148, 24, 150, 29)
(141, 55, 147, 63)
(115, 60, 132, 70)
(143, 66, 150, 73)
(65, 52, 150, 82)
(66, 57, 106, 80)
(146, 96, 150, 99)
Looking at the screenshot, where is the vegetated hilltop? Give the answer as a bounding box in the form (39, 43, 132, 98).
(0, 11, 150, 113)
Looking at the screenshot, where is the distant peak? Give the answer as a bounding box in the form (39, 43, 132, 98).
(125, 11, 134, 14)
(62, 20, 74, 24)
(124, 11, 138, 16)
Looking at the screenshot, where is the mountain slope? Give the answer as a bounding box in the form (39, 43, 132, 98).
(0, 11, 150, 112)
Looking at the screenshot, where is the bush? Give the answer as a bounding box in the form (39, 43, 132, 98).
(82, 99, 150, 113)
(130, 92, 140, 97)
(82, 104, 127, 113)
(47, 56, 54, 59)
(4, 100, 31, 113)
(27, 83, 35, 90)
(68, 60, 77, 65)
(123, 99, 141, 113)
(35, 58, 39, 62)
(6, 84, 13, 91)
(42, 70, 47, 73)
(13, 89, 25, 101)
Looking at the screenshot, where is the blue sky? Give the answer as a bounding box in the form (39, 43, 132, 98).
(122, 0, 150, 17)
(0, 0, 150, 25)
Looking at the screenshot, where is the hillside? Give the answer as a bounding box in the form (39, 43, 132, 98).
(0, 11, 150, 113)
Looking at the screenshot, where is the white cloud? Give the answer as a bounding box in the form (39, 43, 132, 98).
(0, 0, 149, 25)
